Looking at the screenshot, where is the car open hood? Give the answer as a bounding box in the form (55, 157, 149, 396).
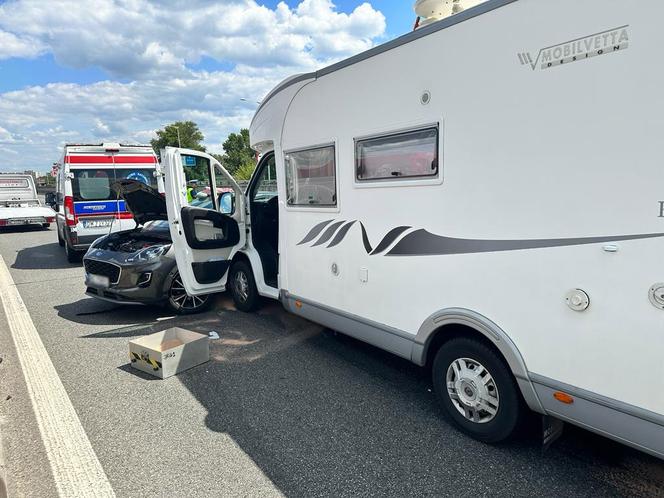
(111, 179, 167, 226)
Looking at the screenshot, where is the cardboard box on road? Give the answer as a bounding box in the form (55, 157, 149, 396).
(129, 328, 209, 379)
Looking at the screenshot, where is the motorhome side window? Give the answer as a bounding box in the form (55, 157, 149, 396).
(355, 127, 439, 181)
(284, 145, 336, 207)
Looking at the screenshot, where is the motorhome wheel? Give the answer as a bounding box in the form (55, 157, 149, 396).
(432, 337, 524, 443)
(229, 261, 260, 312)
(166, 271, 211, 314)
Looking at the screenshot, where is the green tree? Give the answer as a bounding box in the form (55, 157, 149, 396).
(220, 129, 254, 175)
(234, 158, 257, 181)
(151, 121, 206, 159)
(152, 121, 209, 182)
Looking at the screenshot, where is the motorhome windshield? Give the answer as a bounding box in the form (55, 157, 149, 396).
(72, 168, 157, 202)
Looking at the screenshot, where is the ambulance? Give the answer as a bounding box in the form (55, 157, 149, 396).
(55, 143, 162, 262)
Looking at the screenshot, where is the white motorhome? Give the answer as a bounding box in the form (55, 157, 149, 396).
(0, 174, 55, 228)
(55, 143, 162, 262)
(162, 0, 664, 457)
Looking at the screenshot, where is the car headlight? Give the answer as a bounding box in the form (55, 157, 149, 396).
(127, 244, 171, 263)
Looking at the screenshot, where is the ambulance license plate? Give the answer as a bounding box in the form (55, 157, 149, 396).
(83, 218, 112, 228)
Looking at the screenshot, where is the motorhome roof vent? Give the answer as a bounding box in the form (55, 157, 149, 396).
(414, 0, 488, 29)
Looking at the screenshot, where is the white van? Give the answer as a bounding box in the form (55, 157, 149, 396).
(55, 143, 162, 262)
(162, 0, 664, 458)
(0, 174, 55, 228)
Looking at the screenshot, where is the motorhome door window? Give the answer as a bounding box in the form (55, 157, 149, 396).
(212, 163, 238, 215)
(183, 155, 216, 210)
(284, 145, 336, 207)
(355, 127, 439, 181)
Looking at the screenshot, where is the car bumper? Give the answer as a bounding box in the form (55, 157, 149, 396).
(83, 252, 176, 306)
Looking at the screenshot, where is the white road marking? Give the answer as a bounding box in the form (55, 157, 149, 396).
(0, 255, 115, 497)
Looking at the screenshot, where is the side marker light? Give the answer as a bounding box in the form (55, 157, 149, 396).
(553, 392, 574, 405)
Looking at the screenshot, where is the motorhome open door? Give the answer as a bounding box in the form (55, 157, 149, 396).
(162, 147, 246, 296)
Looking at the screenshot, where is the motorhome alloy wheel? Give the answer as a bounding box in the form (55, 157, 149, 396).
(229, 261, 259, 312)
(446, 357, 499, 424)
(432, 337, 523, 443)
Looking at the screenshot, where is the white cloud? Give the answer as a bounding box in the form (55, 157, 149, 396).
(0, 30, 44, 59)
(0, 0, 387, 171)
(0, 0, 385, 78)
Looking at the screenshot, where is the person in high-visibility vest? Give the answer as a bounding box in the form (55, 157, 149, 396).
(186, 180, 199, 203)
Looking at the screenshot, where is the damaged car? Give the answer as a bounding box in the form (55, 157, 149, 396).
(83, 179, 212, 314)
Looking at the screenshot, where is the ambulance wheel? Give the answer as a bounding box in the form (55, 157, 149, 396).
(64, 241, 81, 263)
(229, 261, 259, 312)
(57, 228, 65, 246)
(432, 337, 524, 443)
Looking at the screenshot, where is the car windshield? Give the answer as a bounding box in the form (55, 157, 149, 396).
(72, 168, 157, 202)
(190, 194, 213, 209)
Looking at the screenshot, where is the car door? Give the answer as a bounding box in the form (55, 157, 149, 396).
(162, 147, 246, 296)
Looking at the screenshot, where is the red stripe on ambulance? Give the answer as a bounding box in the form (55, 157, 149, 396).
(65, 155, 157, 164)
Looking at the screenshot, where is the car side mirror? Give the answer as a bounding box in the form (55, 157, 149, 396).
(219, 192, 234, 215)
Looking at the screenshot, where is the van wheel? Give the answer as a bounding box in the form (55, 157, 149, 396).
(64, 241, 81, 263)
(229, 261, 259, 312)
(57, 227, 65, 247)
(166, 272, 211, 315)
(432, 337, 524, 443)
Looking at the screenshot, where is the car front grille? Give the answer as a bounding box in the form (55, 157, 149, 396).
(84, 259, 121, 284)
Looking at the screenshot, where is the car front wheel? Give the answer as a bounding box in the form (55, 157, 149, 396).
(432, 337, 525, 443)
(166, 271, 211, 314)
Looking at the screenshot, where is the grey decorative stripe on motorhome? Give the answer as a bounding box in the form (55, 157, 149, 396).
(387, 229, 664, 256)
(327, 221, 356, 248)
(311, 220, 347, 247)
(297, 219, 335, 245)
(370, 226, 411, 255)
(298, 219, 664, 256)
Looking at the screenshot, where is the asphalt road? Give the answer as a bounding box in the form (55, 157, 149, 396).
(0, 225, 663, 497)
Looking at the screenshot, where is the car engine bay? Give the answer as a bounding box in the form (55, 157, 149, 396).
(96, 229, 171, 254)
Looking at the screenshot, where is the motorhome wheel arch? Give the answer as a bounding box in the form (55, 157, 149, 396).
(163, 0, 664, 457)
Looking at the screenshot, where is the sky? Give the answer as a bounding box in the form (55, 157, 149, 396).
(0, 0, 415, 172)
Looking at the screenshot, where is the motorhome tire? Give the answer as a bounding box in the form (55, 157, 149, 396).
(229, 261, 259, 312)
(432, 337, 524, 443)
(57, 228, 65, 246)
(64, 241, 81, 263)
